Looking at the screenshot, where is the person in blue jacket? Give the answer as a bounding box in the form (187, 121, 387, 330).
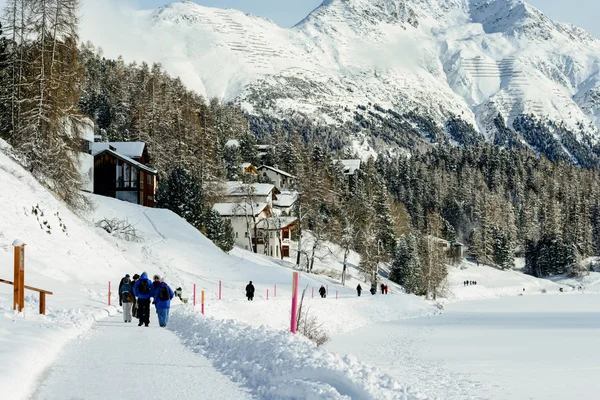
(133, 272, 154, 327)
(154, 277, 174, 327)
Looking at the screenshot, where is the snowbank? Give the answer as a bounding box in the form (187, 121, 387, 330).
(169, 307, 429, 400)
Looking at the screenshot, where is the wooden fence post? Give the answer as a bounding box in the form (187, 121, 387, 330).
(13, 240, 25, 312)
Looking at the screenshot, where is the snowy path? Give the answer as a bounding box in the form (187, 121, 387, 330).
(30, 311, 253, 400)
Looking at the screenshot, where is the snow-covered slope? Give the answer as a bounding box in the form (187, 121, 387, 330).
(0, 139, 436, 398)
(86, 0, 600, 156)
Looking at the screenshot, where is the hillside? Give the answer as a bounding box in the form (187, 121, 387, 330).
(85, 0, 600, 163)
(0, 139, 436, 399)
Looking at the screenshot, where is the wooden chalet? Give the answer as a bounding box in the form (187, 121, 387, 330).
(92, 142, 158, 207)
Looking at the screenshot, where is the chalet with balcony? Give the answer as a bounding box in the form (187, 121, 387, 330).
(258, 165, 297, 190)
(92, 142, 157, 207)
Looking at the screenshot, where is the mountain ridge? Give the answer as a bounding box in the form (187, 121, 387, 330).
(95, 0, 600, 164)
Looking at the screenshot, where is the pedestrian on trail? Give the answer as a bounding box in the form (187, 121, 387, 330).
(384, 285, 388, 294)
(118, 274, 130, 307)
(380, 283, 385, 294)
(370, 284, 376, 295)
(151, 274, 161, 310)
(131, 274, 140, 318)
(120, 276, 134, 322)
(246, 281, 255, 301)
(356, 284, 362, 297)
(319, 285, 327, 298)
(154, 277, 174, 327)
(133, 272, 153, 327)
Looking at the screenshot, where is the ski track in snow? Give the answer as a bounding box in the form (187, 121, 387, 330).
(29, 309, 253, 400)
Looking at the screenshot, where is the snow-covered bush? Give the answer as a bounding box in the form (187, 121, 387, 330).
(96, 218, 143, 242)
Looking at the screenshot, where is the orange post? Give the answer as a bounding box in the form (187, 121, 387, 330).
(40, 292, 46, 315)
(108, 281, 111, 306)
(201, 290, 205, 315)
(13, 241, 25, 312)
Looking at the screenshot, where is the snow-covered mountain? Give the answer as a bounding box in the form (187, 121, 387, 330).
(96, 0, 600, 160)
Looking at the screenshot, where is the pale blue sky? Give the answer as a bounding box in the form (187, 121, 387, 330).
(139, 0, 600, 38)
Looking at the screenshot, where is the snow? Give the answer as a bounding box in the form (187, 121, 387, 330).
(169, 306, 429, 399)
(258, 164, 296, 178)
(225, 181, 276, 196)
(273, 190, 299, 208)
(212, 201, 269, 216)
(31, 312, 252, 400)
(91, 141, 146, 158)
(332, 159, 362, 176)
(225, 139, 240, 148)
(94, 148, 157, 174)
(328, 295, 600, 400)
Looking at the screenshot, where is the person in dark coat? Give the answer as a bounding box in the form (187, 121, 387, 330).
(133, 272, 154, 327)
(370, 284, 376, 295)
(246, 281, 255, 301)
(319, 285, 326, 298)
(380, 283, 385, 294)
(118, 274, 130, 306)
(120, 277, 134, 322)
(131, 274, 140, 318)
(356, 284, 362, 297)
(154, 277, 174, 327)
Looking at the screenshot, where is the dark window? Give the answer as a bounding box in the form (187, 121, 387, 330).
(116, 160, 138, 189)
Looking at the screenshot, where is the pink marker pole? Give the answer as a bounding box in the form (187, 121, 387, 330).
(267, 289, 269, 300)
(290, 272, 299, 334)
(108, 281, 111, 306)
(312, 287, 314, 299)
(336, 290, 338, 300)
(193, 284, 197, 307)
(219, 280, 222, 300)
(274, 284, 277, 298)
(326, 285, 329, 296)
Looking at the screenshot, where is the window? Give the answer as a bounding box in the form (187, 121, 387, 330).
(147, 175, 152, 185)
(116, 160, 138, 189)
(244, 245, 248, 250)
(244, 232, 248, 238)
(235, 232, 238, 238)
(140, 172, 144, 189)
(147, 195, 153, 201)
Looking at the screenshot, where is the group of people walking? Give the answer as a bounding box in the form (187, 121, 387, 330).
(118, 272, 180, 327)
(355, 283, 389, 296)
(463, 280, 478, 286)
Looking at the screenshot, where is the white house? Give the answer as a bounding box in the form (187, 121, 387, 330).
(255, 216, 297, 258)
(258, 165, 297, 190)
(212, 202, 270, 251)
(272, 190, 299, 215)
(333, 159, 361, 176)
(223, 182, 279, 206)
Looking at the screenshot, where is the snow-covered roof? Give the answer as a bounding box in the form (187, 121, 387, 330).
(255, 144, 272, 150)
(333, 159, 361, 175)
(92, 142, 146, 159)
(94, 148, 157, 174)
(258, 165, 296, 179)
(273, 190, 299, 208)
(241, 162, 253, 169)
(225, 139, 240, 148)
(213, 202, 268, 217)
(255, 217, 297, 230)
(225, 182, 277, 197)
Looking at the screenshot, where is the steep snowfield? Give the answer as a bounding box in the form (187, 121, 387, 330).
(0, 140, 435, 399)
(84, 0, 600, 146)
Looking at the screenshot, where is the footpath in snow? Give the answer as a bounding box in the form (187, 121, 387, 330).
(30, 309, 253, 400)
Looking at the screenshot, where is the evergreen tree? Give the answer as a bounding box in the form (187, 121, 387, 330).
(156, 166, 203, 229)
(493, 227, 514, 270)
(203, 209, 235, 252)
(0, 21, 9, 136)
(390, 233, 421, 294)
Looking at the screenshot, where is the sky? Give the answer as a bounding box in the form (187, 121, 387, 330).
(135, 0, 600, 38)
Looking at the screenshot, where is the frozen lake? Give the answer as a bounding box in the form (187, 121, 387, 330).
(328, 294, 600, 399)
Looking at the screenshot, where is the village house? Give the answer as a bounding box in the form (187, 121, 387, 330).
(92, 142, 158, 207)
(223, 182, 279, 206)
(241, 162, 259, 175)
(258, 165, 297, 190)
(212, 202, 271, 252)
(272, 190, 299, 215)
(255, 216, 297, 258)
